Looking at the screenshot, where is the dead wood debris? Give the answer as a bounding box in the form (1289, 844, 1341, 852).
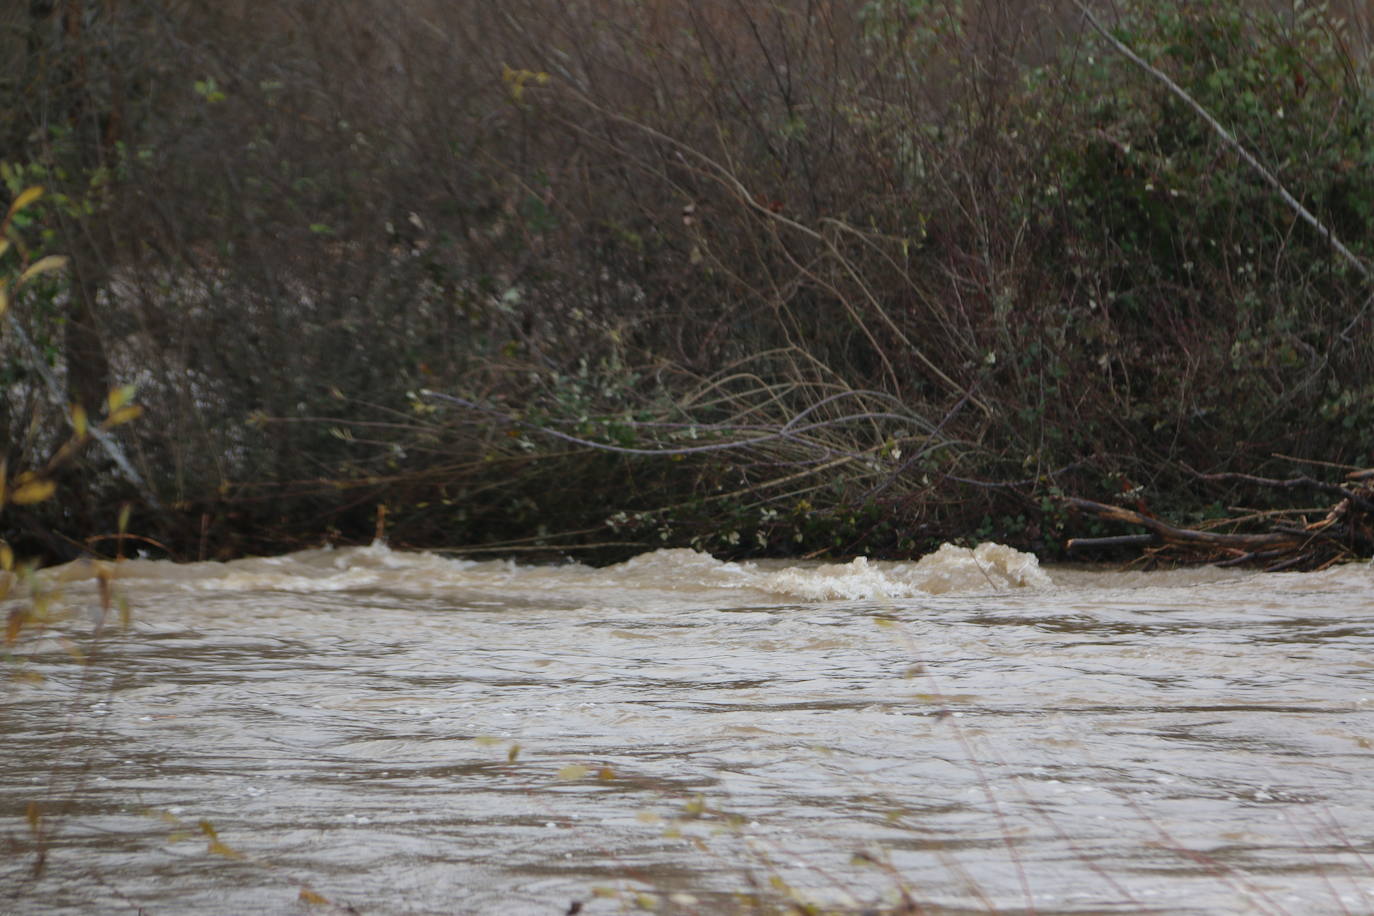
(1063, 467, 1374, 571)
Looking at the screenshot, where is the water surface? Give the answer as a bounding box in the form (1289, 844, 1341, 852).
(3, 545, 1372, 914)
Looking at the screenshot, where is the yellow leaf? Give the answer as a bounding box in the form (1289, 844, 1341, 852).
(6, 608, 24, 645)
(8, 187, 43, 217)
(10, 476, 56, 505)
(208, 839, 244, 860)
(298, 887, 331, 905)
(107, 384, 136, 411)
(506, 743, 521, 762)
(199, 819, 245, 859)
(557, 764, 589, 780)
(0, 541, 11, 571)
(118, 504, 131, 534)
(17, 255, 68, 286)
(106, 405, 143, 427)
(597, 766, 615, 781)
(0, 279, 9, 317)
(71, 404, 88, 439)
(0, 238, 9, 259)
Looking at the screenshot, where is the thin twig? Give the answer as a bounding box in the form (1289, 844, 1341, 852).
(420, 388, 942, 461)
(544, 89, 992, 411)
(5, 313, 160, 509)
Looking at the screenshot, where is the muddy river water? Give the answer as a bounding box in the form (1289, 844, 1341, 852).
(2, 543, 1373, 914)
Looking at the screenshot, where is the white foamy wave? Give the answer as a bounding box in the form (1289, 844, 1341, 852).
(119, 540, 1050, 599)
(588, 543, 1050, 599)
(750, 543, 1052, 599)
(188, 542, 483, 592)
(193, 566, 386, 592)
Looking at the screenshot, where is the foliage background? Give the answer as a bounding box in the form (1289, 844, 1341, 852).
(2, 0, 1372, 562)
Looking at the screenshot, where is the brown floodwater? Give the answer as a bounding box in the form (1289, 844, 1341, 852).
(2, 544, 1372, 914)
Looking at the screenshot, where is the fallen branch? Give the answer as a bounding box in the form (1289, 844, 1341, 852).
(1064, 497, 1304, 552)
(1062, 466, 1374, 570)
(1063, 532, 1156, 551)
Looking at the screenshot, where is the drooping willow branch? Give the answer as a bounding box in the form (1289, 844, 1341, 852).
(541, 86, 993, 414)
(419, 388, 952, 464)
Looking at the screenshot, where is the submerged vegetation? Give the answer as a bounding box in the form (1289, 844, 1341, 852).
(2, 0, 1373, 564)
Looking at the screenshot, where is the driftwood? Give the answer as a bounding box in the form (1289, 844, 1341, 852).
(1064, 468, 1374, 570)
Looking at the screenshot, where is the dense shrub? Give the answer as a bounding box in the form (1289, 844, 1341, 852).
(1011, 0, 1374, 467)
(2, 0, 1371, 561)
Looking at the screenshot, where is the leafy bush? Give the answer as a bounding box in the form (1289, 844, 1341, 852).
(3, 0, 1371, 561)
(1008, 0, 1374, 465)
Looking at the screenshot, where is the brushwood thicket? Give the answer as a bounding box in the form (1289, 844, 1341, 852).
(2, 0, 1372, 562)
